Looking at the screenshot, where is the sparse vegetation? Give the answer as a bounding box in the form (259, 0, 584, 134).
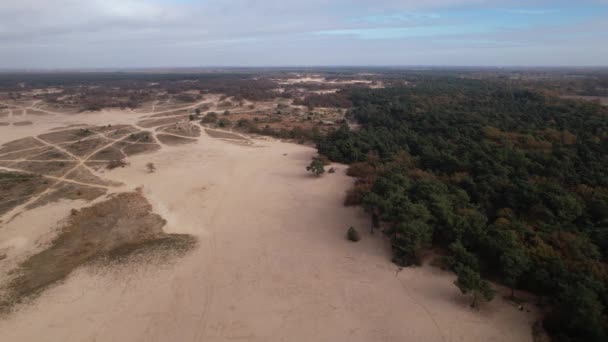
(107, 159, 127, 170)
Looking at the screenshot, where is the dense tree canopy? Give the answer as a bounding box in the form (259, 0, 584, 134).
(317, 78, 608, 342)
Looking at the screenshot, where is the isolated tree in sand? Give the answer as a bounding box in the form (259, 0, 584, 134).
(306, 157, 325, 177)
(454, 264, 495, 308)
(347, 226, 361, 242)
(146, 162, 156, 173)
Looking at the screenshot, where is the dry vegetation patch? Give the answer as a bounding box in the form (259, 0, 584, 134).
(38, 129, 94, 144)
(0, 171, 53, 216)
(60, 137, 114, 157)
(0, 146, 54, 161)
(0, 138, 45, 155)
(156, 122, 201, 137)
(85, 161, 114, 171)
(28, 147, 76, 161)
(10, 161, 77, 177)
(156, 134, 198, 146)
(13, 121, 33, 126)
(90, 146, 126, 161)
(137, 116, 189, 128)
(0, 191, 197, 314)
(64, 166, 121, 187)
(122, 143, 161, 156)
(90, 124, 133, 134)
(26, 183, 107, 210)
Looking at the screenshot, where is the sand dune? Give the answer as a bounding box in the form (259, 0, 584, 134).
(0, 107, 537, 341)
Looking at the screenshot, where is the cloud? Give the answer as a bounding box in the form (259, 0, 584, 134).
(0, 0, 606, 67)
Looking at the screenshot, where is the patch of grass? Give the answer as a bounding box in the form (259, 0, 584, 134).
(0, 192, 197, 316)
(106, 234, 197, 262)
(0, 171, 36, 182)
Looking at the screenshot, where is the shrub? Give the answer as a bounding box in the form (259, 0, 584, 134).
(347, 227, 361, 242)
(218, 118, 232, 128)
(306, 157, 325, 177)
(201, 112, 218, 124)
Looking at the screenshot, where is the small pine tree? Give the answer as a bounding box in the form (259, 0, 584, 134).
(347, 227, 361, 242)
(306, 157, 325, 177)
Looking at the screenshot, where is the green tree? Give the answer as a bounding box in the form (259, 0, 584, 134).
(306, 158, 325, 177)
(454, 264, 495, 308)
(446, 240, 480, 271)
(500, 246, 530, 298)
(391, 220, 433, 266)
(547, 283, 607, 342)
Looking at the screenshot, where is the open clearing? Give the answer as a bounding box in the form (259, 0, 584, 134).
(0, 99, 537, 342)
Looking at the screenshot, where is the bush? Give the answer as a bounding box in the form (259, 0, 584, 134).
(201, 112, 218, 124)
(306, 157, 325, 177)
(218, 118, 232, 128)
(347, 227, 361, 242)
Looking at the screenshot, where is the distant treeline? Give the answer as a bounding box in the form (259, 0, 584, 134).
(317, 78, 608, 342)
(0, 73, 287, 102)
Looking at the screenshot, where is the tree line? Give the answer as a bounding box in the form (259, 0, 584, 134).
(317, 78, 608, 342)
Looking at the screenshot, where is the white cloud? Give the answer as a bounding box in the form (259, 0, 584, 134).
(0, 0, 606, 67)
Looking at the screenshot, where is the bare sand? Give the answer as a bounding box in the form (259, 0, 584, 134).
(0, 105, 537, 341)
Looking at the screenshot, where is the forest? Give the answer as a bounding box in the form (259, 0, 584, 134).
(317, 78, 608, 341)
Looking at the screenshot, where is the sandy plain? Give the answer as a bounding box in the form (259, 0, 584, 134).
(0, 99, 538, 342)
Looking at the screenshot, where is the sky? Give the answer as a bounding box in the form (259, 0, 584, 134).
(1, 0, 607, 69)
